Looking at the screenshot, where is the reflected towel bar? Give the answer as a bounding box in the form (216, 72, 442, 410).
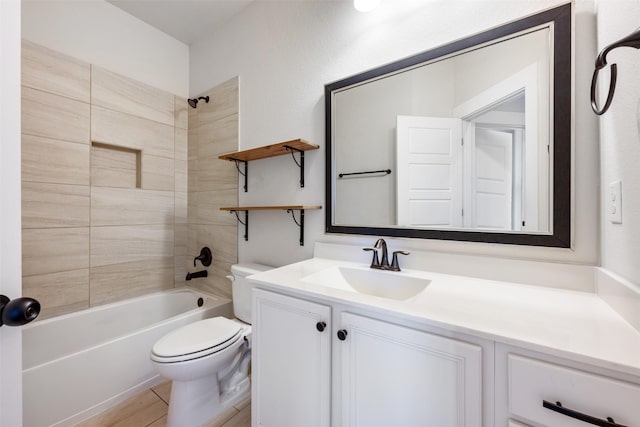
(339, 169, 391, 178)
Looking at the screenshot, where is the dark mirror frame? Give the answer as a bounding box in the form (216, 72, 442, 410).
(325, 3, 571, 247)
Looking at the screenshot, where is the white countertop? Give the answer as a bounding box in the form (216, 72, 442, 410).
(249, 257, 640, 378)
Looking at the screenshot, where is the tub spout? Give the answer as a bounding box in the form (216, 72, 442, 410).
(185, 270, 208, 281)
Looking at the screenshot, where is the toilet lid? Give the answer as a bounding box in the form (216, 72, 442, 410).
(152, 317, 242, 360)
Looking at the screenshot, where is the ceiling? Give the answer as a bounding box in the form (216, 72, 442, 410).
(106, 0, 255, 45)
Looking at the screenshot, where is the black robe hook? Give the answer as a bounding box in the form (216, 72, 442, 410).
(591, 27, 640, 115)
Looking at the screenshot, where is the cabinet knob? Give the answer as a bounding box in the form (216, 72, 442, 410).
(316, 321, 326, 332)
(337, 329, 348, 341)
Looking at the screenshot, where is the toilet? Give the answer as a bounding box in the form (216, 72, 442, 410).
(151, 263, 272, 427)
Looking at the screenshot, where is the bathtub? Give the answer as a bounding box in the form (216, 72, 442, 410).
(22, 288, 233, 427)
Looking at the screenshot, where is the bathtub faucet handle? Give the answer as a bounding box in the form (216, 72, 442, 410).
(193, 247, 212, 267)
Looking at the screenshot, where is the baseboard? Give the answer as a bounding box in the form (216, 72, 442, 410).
(596, 267, 640, 333)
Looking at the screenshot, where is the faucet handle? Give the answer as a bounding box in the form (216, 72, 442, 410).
(194, 247, 212, 267)
(363, 247, 380, 268)
(390, 250, 410, 271)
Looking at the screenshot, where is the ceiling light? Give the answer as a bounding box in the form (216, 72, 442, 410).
(354, 0, 381, 12)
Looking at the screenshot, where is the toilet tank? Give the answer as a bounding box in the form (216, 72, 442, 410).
(229, 263, 273, 324)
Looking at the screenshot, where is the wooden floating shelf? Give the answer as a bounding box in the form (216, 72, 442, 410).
(220, 205, 322, 211)
(218, 139, 319, 162)
(218, 139, 319, 191)
(220, 205, 322, 246)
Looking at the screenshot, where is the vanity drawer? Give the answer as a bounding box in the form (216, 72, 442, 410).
(508, 354, 640, 426)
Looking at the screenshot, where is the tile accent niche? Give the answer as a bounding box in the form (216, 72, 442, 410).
(20, 41, 189, 319)
(186, 77, 239, 298)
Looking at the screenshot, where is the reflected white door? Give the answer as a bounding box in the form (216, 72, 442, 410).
(473, 128, 513, 229)
(396, 116, 463, 227)
(0, 0, 24, 425)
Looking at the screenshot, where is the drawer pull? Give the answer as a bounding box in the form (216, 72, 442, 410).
(542, 400, 627, 427)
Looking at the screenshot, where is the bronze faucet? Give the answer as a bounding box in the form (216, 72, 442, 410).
(363, 239, 410, 271)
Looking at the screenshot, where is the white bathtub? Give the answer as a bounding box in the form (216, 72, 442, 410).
(22, 288, 233, 427)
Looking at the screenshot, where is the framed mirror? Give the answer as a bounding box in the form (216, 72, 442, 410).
(325, 3, 571, 247)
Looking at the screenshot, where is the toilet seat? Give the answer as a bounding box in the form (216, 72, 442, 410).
(151, 317, 243, 364)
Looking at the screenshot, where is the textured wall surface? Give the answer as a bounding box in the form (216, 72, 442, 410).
(21, 0, 189, 97)
(597, 1, 640, 287)
(21, 41, 187, 318)
(190, 1, 599, 278)
(185, 77, 239, 298)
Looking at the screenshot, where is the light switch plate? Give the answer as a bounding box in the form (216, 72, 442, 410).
(609, 180, 622, 224)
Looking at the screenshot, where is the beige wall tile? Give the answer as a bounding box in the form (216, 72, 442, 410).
(192, 189, 238, 226)
(197, 156, 237, 191)
(21, 40, 90, 103)
(92, 106, 174, 158)
(22, 134, 89, 185)
(142, 154, 175, 191)
(91, 143, 140, 188)
(188, 127, 198, 160)
(175, 159, 187, 193)
(188, 224, 237, 265)
(92, 66, 174, 126)
(22, 182, 90, 228)
(186, 223, 237, 298)
(22, 86, 90, 144)
(175, 127, 187, 160)
(188, 158, 199, 193)
(175, 191, 187, 224)
(196, 77, 239, 123)
(22, 269, 89, 319)
(174, 224, 187, 255)
(91, 187, 174, 226)
(90, 257, 174, 306)
(188, 259, 234, 299)
(91, 224, 174, 267)
(22, 228, 90, 276)
(196, 113, 238, 158)
(174, 96, 188, 130)
(174, 255, 187, 288)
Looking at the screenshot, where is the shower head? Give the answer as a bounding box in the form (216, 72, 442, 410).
(187, 96, 210, 109)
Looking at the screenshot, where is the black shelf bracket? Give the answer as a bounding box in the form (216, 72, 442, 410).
(229, 158, 248, 192)
(228, 210, 249, 241)
(286, 209, 305, 246)
(284, 145, 305, 188)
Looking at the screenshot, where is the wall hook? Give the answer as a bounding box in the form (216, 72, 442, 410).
(591, 27, 640, 115)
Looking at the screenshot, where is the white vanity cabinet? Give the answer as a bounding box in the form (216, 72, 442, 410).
(337, 312, 483, 427)
(252, 288, 332, 427)
(496, 344, 640, 427)
(252, 288, 484, 427)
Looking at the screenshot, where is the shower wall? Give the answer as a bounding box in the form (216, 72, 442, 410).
(21, 41, 188, 319)
(185, 77, 239, 298)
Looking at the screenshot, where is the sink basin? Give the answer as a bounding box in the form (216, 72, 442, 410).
(302, 266, 429, 301)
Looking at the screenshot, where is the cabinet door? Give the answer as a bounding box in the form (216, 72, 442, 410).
(252, 289, 331, 427)
(339, 312, 482, 427)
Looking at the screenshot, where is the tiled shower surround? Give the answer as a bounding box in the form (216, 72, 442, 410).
(21, 41, 238, 319)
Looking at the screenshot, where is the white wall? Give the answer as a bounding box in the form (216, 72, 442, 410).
(190, 0, 599, 277)
(21, 0, 189, 97)
(597, 0, 640, 286)
(0, 1, 24, 424)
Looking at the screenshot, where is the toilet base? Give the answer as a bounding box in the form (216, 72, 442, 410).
(166, 374, 250, 427)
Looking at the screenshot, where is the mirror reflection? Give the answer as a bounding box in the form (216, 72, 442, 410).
(326, 4, 571, 247)
(333, 28, 551, 233)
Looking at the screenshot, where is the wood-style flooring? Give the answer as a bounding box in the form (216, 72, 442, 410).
(73, 381, 250, 427)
